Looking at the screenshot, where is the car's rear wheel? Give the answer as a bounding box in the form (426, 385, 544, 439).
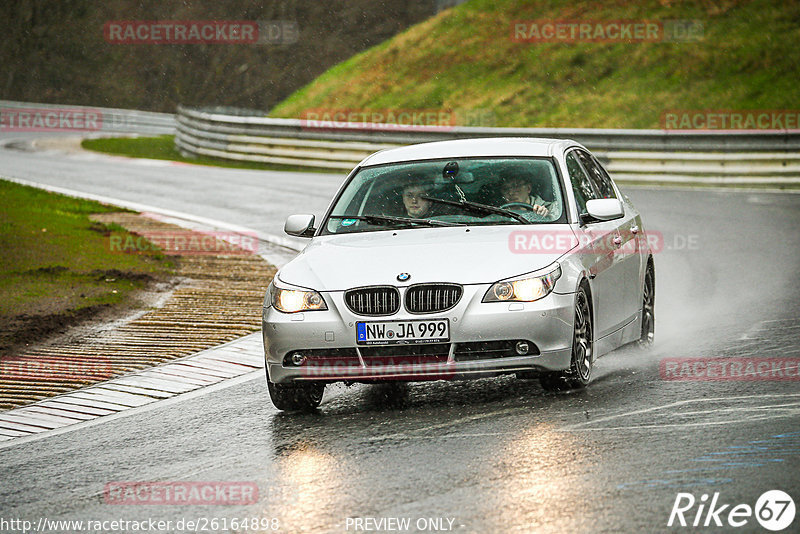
(267, 372, 324, 412)
(637, 263, 655, 348)
(540, 285, 593, 391)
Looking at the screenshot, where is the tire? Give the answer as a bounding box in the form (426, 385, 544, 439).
(540, 285, 594, 391)
(266, 372, 324, 412)
(637, 262, 655, 349)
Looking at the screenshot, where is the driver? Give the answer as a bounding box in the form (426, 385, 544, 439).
(498, 174, 553, 216)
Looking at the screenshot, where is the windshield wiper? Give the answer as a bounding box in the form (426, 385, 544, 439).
(328, 214, 463, 228)
(421, 196, 531, 225)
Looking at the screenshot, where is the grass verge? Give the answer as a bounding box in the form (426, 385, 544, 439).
(0, 179, 175, 354)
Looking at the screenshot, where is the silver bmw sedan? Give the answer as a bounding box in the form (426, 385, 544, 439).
(262, 138, 655, 411)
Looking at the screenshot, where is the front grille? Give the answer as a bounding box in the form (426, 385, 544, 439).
(344, 286, 400, 316)
(453, 340, 539, 362)
(405, 284, 463, 314)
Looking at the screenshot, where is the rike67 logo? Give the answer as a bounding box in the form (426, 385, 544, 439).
(669, 490, 795, 531)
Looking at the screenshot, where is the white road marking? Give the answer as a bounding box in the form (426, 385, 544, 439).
(565, 393, 800, 428)
(676, 402, 800, 416)
(100, 383, 174, 398)
(564, 393, 800, 432)
(738, 320, 765, 340)
(566, 413, 797, 431)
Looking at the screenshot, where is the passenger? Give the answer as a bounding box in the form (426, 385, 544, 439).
(498, 174, 553, 216)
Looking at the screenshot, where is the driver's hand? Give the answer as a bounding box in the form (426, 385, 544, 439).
(532, 204, 549, 216)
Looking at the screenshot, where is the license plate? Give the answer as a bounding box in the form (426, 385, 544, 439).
(356, 319, 450, 345)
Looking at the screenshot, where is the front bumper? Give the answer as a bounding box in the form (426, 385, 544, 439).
(263, 284, 575, 383)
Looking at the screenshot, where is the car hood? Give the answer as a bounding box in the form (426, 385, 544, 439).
(277, 225, 577, 291)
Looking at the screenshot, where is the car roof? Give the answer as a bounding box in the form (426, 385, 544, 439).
(359, 137, 583, 167)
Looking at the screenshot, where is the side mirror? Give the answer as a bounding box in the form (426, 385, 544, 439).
(284, 214, 315, 237)
(585, 199, 624, 221)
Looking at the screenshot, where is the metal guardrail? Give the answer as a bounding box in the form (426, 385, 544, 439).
(175, 106, 800, 185)
(0, 100, 175, 136)
(5, 100, 795, 185)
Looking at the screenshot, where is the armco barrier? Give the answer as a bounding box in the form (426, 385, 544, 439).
(1, 100, 175, 136)
(175, 106, 800, 186)
(5, 101, 796, 186)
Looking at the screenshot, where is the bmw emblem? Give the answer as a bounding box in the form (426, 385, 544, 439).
(397, 272, 410, 282)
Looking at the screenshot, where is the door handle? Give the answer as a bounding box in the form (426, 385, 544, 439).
(630, 225, 639, 234)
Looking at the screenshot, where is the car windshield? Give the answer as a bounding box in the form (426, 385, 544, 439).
(323, 157, 566, 234)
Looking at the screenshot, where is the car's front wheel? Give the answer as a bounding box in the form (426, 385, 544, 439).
(540, 285, 593, 391)
(637, 262, 655, 348)
(267, 374, 324, 412)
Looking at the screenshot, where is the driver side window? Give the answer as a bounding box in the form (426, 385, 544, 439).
(566, 151, 599, 215)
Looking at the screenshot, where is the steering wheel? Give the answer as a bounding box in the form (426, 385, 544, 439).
(500, 202, 549, 220)
(501, 202, 536, 211)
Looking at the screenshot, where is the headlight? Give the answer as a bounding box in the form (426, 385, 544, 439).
(483, 265, 562, 303)
(271, 284, 327, 313)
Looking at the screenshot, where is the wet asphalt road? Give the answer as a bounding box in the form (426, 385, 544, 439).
(0, 140, 799, 533)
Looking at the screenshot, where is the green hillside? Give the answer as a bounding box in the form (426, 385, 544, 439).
(270, 0, 800, 128)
